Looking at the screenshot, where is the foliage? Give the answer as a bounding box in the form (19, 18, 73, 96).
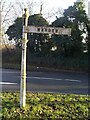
(6, 18, 22, 45)
(28, 14, 48, 26)
(2, 49, 88, 72)
(6, 14, 54, 55)
(0, 92, 89, 119)
(86, 22, 90, 55)
(6, 14, 48, 41)
(6, 2, 90, 57)
(27, 14, 53, 55)
(52, 2, 89, 56)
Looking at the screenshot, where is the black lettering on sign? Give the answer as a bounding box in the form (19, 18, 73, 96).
(45, 29, 47, 32)
(37, 28, 40, 32)
(48, 29, 51, 32)
(52, 29, 54, 32)
(55, 29, 58, 33)
(41, 28, 43, 32)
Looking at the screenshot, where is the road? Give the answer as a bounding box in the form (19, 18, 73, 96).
(0, 68, 88, 95)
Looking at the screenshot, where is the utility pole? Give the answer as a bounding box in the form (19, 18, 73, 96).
(20, 8, 29, 107)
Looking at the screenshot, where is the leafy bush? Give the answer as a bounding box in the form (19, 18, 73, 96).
(0, 92, 89, 119)
(2, 49, 88, 72)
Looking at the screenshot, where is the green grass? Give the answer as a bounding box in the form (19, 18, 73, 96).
(0, 92, 89, 119)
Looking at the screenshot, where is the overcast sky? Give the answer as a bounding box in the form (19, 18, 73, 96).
(2, 0, 90, 27)
(22, 0, 76, 9)
(15, 0, 77, 22)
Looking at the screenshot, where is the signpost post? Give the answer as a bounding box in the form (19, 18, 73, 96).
(20, 8, 29, 107)
(20, 8, 71, 107)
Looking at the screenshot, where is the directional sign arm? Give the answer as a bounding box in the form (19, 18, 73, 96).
(24, 26, 71, 35)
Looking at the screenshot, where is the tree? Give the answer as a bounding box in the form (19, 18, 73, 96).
(85, 21, 90, 54)
(52, 2, 89, 57)
(28, 14, 50, 55)
(6, 14, 53, 55)
(0, 0, 24, 50)
(6, 14, 48, 41)
(6, 18, 22, 45)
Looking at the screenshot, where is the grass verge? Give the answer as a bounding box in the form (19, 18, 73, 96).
(0, 92, 90, 119)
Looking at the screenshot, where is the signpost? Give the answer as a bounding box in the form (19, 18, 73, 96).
(24, 26, 71, 35)
(20, 8, 29, 107)
(20, 8, 71, 107)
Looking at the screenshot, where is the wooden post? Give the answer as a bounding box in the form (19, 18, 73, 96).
(20, 8, 29, 107)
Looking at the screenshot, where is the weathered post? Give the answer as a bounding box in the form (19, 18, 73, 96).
(20, 8, 29, 107)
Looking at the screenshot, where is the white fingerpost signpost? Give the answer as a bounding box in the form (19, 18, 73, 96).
(20, 8, 29, 107)
(24, 26, 71, 35)
(20, 8, 71, 107)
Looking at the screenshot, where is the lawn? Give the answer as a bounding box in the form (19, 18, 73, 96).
(0, 92, 89, 120)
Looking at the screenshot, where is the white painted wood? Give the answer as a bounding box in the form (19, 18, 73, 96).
(24, 26, 71, 35)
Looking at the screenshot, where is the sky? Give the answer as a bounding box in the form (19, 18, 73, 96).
(16, 0, 90, 22)
(18, 0, 77, 22)
(23, 0, 76, 9)
(1, 0, 89, 43)
(1, 0, 90, 27)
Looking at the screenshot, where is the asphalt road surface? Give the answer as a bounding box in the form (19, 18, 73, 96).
(0, 68, 88, 95)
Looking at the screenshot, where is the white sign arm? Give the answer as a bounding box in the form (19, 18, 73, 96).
(24, 26, 71, 35)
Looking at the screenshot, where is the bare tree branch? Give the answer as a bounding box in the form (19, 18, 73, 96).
(3, 3, 13, 23)
(0, 0, 6, 11)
